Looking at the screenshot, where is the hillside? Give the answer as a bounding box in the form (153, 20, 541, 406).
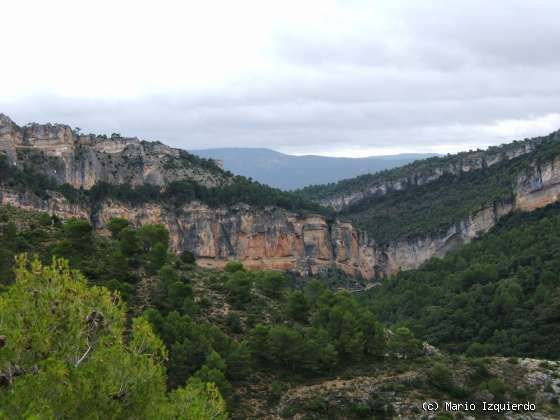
(299, 132, 555, 210)
(192, 148, 436, 190)
(364, 201, 560, 359)
(1, 206, 558, 419)
(3, 114, 560, 280)
(294, 129, 560, 276)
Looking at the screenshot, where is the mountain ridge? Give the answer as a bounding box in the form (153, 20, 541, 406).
(191, 147, 437, 190)
(2, 113, 560, 280)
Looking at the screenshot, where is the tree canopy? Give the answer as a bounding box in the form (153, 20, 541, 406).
(0, 256, 227, 419)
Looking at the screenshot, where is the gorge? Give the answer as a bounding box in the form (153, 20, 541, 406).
(2, 113, 560, 280)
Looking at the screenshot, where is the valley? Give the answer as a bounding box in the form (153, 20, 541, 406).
(1, 114, 560, 419)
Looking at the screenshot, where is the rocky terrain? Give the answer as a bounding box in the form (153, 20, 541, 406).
(272, 357, 560, 419)
(301, 132, 557, 211)
(0, 113, 228, 189)
(2, 114, 560, 280)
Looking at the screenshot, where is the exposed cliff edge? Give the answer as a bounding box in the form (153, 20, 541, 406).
(0, 113, 228, 189)
(2, 154, 560, 279)
(300, 132, 558, 211)
(2, 113, 560, 280)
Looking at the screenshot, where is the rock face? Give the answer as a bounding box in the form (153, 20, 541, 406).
(0, 189, 90, 220)
(315, 134, 555, 211)
(87, 154, 560, 278)
(93, 201, 377, 278)
(2, 153, 560, 280)
(0, 114, 228, 189)
(2, 113, 560, 280)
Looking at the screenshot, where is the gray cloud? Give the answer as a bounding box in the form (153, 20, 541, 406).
(2, 0, 560, 156)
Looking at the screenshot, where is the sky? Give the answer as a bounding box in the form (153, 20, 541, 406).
(1, 0, 560, 157)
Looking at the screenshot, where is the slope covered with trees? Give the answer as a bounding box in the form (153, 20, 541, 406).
(299, 130, 560, 244)
(364, 202, 560, 359)
(298, 132, 555, 202)
(0, 256, 227, 419)
(1, 206, 559, 418)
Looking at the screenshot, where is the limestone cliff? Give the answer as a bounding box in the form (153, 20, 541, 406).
(308, 133, 556, 211)
(2, 152, 560, 279)
(3, 113, 560, 280)
(0, 114, 228, 189)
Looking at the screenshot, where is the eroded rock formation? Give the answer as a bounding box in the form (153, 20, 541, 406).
(2, 153, 560, 279)
(2, 114, 560, 280)
(0, 114, 227, 189)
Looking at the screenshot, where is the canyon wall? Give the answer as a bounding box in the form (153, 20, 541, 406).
(3, 113, 560, 280)
(2, 154, 560, 280)
(0, 114, 227, 189)
(317, 132, 558, 211)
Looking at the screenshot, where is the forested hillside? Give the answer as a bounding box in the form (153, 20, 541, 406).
(364, 202, 560, 359)
(299, 132, 553, 203)
(1, 206, 559, 418)
(302, 130, 560, 244)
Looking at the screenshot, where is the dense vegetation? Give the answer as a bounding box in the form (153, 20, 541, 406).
(1, 206, 558, 417)
(298, 131, 557, 201)
(84, 177, 330, 214)
(364, 202, 560, 359)
(331, 131, 560, 243)
(0, 207, 403, 418)
(0, 256, 227, 419)
(0, 153, 58, 199)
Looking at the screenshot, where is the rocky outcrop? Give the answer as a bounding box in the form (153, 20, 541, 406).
(93, 201, 377, 278)
(273, 357, 560, 419)
(0, 189, 89, 220)
(91, 154, 560, 278)
(515, 156, 560, 211)
(2, 113, 560, 280)
(317, 133, 557, 211)
(0, 114, 228, 189)
(2, 152, 560, 280)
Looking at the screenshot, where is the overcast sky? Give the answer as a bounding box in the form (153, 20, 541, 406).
(1, 0, 560, 157)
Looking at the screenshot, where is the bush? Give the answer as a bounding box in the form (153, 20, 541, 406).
(225, 313, 243, 333)
(485, 378, 506, 400)
(180, 250, 196, 264)
(224, 261, 245, 273)
(429, 362, 454, 390)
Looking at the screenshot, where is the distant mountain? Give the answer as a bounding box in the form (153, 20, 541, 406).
(190, 148, 437, 190)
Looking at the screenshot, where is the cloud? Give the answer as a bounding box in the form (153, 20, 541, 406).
(1, 0, 559, 156)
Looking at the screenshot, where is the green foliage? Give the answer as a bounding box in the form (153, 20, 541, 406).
(429, 363, 454, 390)
(224, 271, 253, 308)
(484, 378, 506, 400)
(248, 284, 386, 373)
(162, 381, 228, 420)
(389, 327, 423, 359)
(254, 271, 288, 298)
(180, 250, 196, 264)
(224, 260, 245, 273)
(0, 256, 227, 419)
(286, 290, 309, 322)
(340, 168, 515, 243)
(365, 202, 560, 359)
(249, 324, 338, 373)
(144, 307, 248, 399)
(225, 313, 243, 333)
(311, 290, 386, 360)
(106, 217, 130, 238)
(192, 351, 232, 399)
